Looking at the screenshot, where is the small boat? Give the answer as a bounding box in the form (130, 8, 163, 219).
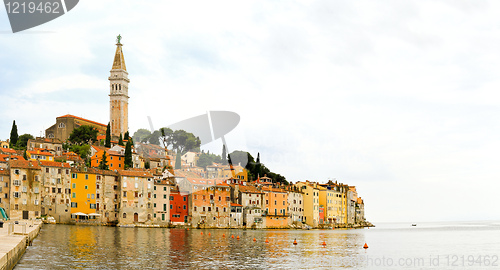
(412, 224, 417, 226)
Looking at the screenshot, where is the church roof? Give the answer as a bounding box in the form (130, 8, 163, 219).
(112, 43, 127, 71)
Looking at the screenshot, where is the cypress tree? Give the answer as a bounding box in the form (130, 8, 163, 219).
(118, 134, 124, 146)
(124, 131, 130, 141)
(256, 152, 260, 163)
(9, 120, 18, 148)
(175, 151, 182, 169)
(124, 140, 132, 169)
(23, 150, 28, 160)
(105, 123, 111, 148)
(99, 152, 109, 170)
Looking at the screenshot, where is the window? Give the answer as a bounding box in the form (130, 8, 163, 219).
(90, 204, 96, 209)
(85, 185, 88, 190)
(13, 180, 21, 186)
(123, 213, 127, 218)
(169, 196, 173, 200)
(123, 191, 127, 197)
(135, 192, 138, 198)
(170, 205, 173, 209)
(163, 187, 167, 191)
(72, 183, 76, 189)
(72, 193, 76, 198)
(123, 182, 127, 188)
(46, 168, 50, 173)
(23, 175, 27, 180)
(183, 197, 186, 201)
(22, 186, 27, 193)
(14, 169, 20, 175)
(72, 173, 77, 179)
(71, 202, 77, 208)
(85, 174, 88, 180)
(13, 192, 20, 198)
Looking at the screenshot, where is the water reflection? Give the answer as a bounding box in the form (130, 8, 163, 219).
(16, 225, 367, 269)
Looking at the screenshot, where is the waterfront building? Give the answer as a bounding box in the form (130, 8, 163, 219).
(8, 160, 42, 220)
(318, 185, 339, 224)
(286, 186, 304, 226)
(231, 184, 264, 228)
(118, 170, 154, 224)
(96, 170, 120, 225)
(153, 179, 171, 225)
(190, 179, 231, 228)
(40, 161, 72, 223)
(229, 203, 243, 227)
(0, 168, 10, 215)
(355, 197, 365, 224)
(262, 186, 289, 228)
(295, 181, 320, 227)
(70, 168, 98, 221)
(169, 186, 189, 225)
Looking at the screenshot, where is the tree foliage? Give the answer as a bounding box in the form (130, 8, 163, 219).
(175, 151, 182, 169)
(229, 151, 288, 185)
(9, 120, 18, 148)
(134, 128, 201, 154)
(124, 140, 133, 169)
(118, 134, 124, 146)
(105, 123, 111, 148)
(197, 152, 223, 169)
(133, 129, 152, 144)
(15, 134, 34, 150)
(99, 152, 109, 170)
(68, 125, 98, 145)
(69, 144, 91, 160)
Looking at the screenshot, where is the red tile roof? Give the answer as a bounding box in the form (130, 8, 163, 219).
(9, 160, 41, 169)
(40, 161, 71, 168)
(57, 114, 107, 128)
(118, 170, 153, 177)
(231, 203, 243, 207)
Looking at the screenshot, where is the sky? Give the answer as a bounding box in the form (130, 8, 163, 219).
(1, 0, 500, 223)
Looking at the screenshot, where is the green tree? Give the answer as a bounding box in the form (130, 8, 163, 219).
(118, 134, 124, 146)
(23, 150, 28, 160)
(68, 125, 98, 145)
(172, 130, 201, 154)
(197, 152, 223, 168)
(256, 152, 260, 164)
(124, 131, 130, 141)
(145, 161, 150, 169)
(132, 129, 151, 144)
(175, 151, 182, 169)
(9, 120, 18, 148)
(105, 123, 111, 148)
(124, 140, 133, 169)
(15, 134, 34, 150)
(99, 152, 109, 170)
(159, 127, 173, 149)
(70, 144, 91, 160)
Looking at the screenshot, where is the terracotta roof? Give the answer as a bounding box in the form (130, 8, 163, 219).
(40, 161, 71, 168)
(231, 203, 243, 207)
(9, 160, 41, 169)
(118, 170, 153, 177)
(0, 154, 25, 162)
(57, 114, 107, 127)
(237, 185, 263, 194)
(0, 148, 17, 154)
(262, 186, 287, 193)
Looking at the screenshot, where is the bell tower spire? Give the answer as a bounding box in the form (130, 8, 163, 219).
(109, 34, 129, 139)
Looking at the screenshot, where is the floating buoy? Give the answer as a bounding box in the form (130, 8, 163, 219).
(231, 235, 234, 238)
(293, 239, 298, 245)
(187, 228, 189, 230)
(363, 243, 368, 249)
(237, 236, 240, 240)
(208, 232, 211, 236)
(201, 232, 203, 235)
(222, 234, 225, 237)
(253, 238, 256, 242)
(265, 239, 269, 243)
(322, 241, 326, 246)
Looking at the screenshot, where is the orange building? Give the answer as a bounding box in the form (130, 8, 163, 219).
(262, 186, 289, 228)
(91, 147, 125, 170)
(190, 179, 232, 228)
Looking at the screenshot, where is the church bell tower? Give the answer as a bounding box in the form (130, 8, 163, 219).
(109, 34, 129, 139)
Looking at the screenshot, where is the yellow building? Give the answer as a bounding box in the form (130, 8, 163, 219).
(295, 181, 319, 227)
(221, 165, 248, 181)
(70, 168, 98, 220)
(318, 186, 338, 224)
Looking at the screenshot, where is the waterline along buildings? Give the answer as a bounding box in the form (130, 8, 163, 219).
(0, 37, 368, 228)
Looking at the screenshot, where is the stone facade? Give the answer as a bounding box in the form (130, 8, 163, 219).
(118, 170, 154, 225)
(40, 161, 72, 223)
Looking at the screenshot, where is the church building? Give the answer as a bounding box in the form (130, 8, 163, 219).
(45, 36, 130, 142)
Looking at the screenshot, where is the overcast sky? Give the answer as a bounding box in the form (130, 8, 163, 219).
(1, 0, 500, 223)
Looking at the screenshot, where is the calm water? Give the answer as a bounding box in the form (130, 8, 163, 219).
(15, 221, 500, 269)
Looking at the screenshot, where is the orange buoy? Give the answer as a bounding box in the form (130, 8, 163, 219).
(187, 228, 189, 230)
(265, 239, 269, 243)
(253, 238, 256, 242)
(293, 239, 298, 245)
(231, 235, 234, 238)
(201, 232, 203, 235)
(363, 243, 368, 249)
(208, 232, 211, 236)
(322, 241, 326, 246)
(237, 236, 240, 240)
(222, 234, 225, 237)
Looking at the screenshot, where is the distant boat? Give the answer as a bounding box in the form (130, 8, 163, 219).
(412, 224, 417, 226)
